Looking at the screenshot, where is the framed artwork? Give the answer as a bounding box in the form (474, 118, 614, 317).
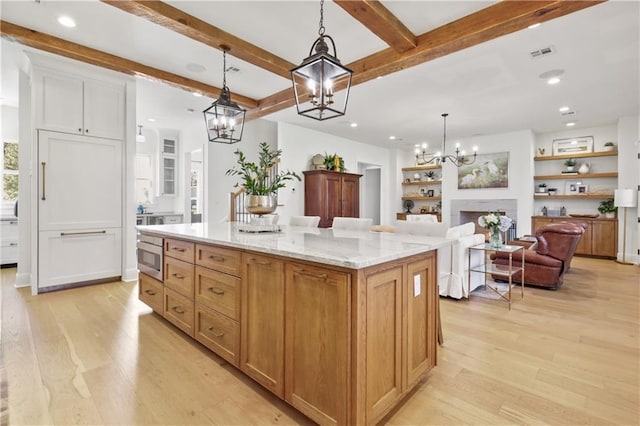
(565, 180, 582, 195)
(457, 152, 509, 189)
(552, 136, 593, 155)
(577, 184, 588, 194)
(427, 189, 434, 197)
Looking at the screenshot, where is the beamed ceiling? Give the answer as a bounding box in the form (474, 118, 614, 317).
(1, 1, 638, 148)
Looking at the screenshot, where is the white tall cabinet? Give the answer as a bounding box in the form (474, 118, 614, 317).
(31, 60, 127, 290)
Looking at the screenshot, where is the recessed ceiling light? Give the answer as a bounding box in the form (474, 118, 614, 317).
(547, 77, 561, 85)
(57, 15, 76, 28)
(559, 106, 570, 112)
(350, 123, 358, 128)
(147, 118, 156, 122)
(528, 23, 541, 29)
(389, 136, 396, 140)
(539, 69, 564, 79)
(193, 92, 203, 97)
(566, 122, 576, 127)
(376, 76, 383, 80)
(186, 108, 195, 113)
(186, 63, 206, 73)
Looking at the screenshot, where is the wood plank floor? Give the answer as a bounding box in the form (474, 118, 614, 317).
(1, 257, 638, 425)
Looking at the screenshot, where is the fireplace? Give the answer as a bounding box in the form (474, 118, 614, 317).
(450, 199, 518, 241)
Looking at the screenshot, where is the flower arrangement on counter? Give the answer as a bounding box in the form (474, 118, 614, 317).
(478, 212, 513, 248)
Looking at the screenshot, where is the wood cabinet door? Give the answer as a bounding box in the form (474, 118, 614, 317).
(241, 253, 285, 397)
(365, 266, 403, 423)
(83, 79, 125, 140)
(324, 173, 343, 226)
(284, 263, 350, 426)
(561, 219, 592, 255)
(340, 175, 360, 218)
(591, 221, 617, 257)
(405, 255, 437, 390)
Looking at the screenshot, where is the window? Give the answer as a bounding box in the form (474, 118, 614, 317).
(2, 141, 18, 203)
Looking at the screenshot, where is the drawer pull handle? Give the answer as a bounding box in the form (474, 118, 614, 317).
(171, 306, 185, 314)
(207, 327, 224, 337)
(172, 247, 186, 252)
(208, 255, 225, 262)
(297, 269, 328, 280)
(60, 230, 107, 237)
(208, 287, 225, 295)
(9, 242, 18, 247)
(144, 289, 157, 296)
(250, 258, 271, 266)
(172, 273, 185, 279)
(41, 162, 46, 201)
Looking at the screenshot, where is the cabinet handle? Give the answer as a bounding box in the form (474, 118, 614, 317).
(41, 162, 46, 200)
(171, 306, 185, 314)
(60, 230, 106, 236)
(9, 221, 17, 225)
(208, 287, 225, 295)
(172, 247, 186, 252)
(297, 269, 328, 280)
(250, 258, 271, 266)
(85, 129, 89, 133)
(172, 273, 185, 279)
(207, 327, 224, 337)
(9, 242, 18, 247)
(144, 289, 157, 296)
(208, 255, 225, 262)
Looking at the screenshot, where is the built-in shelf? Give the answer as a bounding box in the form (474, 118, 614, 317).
(534, 172, 618, 180)
(534, 151, 617, 161)
(401, 165, 442, 172)
(534, 194, 613, 200)
(402, 196, 442, 201)
(402, 180, 442, 186)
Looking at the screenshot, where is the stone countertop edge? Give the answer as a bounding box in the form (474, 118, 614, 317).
(137, 223, 452, 270)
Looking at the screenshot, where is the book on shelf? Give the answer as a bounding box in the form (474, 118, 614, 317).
(561, 171, 579, 175)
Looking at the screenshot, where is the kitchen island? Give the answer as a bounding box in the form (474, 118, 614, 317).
(137, 222, 451, 425)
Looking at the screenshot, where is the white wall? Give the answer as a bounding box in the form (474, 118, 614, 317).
(277, 122, 394, 225)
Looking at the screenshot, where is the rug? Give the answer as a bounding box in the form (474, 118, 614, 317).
(470, 280, 515, 300)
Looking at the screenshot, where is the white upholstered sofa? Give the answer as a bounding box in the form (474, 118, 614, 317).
(394, 221, 485, 299)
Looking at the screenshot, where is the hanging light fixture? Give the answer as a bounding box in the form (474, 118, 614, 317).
(416, 114, 477, 167)
(290, 0, 353, 121)
(136, 125, 145, 143)
(203, 46, 246, 144)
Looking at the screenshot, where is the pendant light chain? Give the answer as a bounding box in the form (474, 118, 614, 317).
(222, 50, 227, 89)
(318, 0, 325, 36)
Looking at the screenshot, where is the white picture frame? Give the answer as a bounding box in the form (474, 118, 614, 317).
(552, 136, 594, 156)
(565, 180, 582, 195)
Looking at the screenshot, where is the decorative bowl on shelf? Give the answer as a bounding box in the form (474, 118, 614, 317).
(548, 188, 558, 195)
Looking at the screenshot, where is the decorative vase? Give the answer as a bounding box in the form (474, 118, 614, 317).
(489, 227, 503, 248)
(578, 163, 590, 174)
(246, 195, 277, 215)
(604, 212, 615, 219)
(565, 166, 575, 172)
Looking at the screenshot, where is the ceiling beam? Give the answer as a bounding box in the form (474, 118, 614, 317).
(0, 20, 259, 109)
(101, 0, 296, 80)
(247, 0, 604, 120)
(333, 0, 417, 52)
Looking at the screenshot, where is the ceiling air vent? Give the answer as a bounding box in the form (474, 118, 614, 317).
(530, 46, 556, 59)
(561, 111, 575, 116)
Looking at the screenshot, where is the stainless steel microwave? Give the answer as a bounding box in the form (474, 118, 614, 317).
(137, 234, 163, 281)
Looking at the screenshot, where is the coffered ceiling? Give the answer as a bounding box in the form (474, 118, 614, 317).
(1, 1, 638, 149)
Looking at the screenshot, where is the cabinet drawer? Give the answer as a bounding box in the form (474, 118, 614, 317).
(164, 288, 194, 337)
(165, 238, 194, 263)
(164, 257, 194, 299)
(139, 272, 164, 313)
(195, 266, 240, 320)
(196, 244, 241, 277)
(1, 220, 18, 240)
(195, 305, 239, 367)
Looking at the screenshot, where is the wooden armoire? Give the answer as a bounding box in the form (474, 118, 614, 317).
(303, 170, 362, 228)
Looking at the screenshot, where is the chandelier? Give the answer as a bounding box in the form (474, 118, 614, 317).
(415, 113, 477, 167)
(290, 0, 353, 121)
(203, 46, 246, 144)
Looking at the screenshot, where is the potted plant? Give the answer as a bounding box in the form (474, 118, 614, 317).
(597, 199, 617, 218)
(424, 170, 436, 181)
(564, 158, 577, 172)
(603, 142, 616, 151)
(323, 153, 345, 172)
(226, 142, 301, 215)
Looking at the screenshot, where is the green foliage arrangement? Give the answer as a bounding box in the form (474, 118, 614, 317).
(564, 158, 577, 167)
(226, 142, 301, 195)
(597, 199, 617, 214)
(323, 153, 346, 172)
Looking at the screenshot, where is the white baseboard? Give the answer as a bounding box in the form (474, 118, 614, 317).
(617, 253, 640, 265)
(15, 272, 31, 287)
(122, 267, 139, 282)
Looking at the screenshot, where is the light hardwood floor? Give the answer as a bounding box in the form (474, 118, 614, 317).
(1, 257, 638, 425)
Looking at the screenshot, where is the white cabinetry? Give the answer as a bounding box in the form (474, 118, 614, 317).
(158, 134, 178, 196)
(0, 218, 18, 265)
(34, 68, 125, 140)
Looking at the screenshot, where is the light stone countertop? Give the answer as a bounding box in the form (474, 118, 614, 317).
(138, 222, 452, 269)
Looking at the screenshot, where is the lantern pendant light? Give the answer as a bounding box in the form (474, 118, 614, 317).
(203, 46, 246, 144)
(290, 0, 353, 121)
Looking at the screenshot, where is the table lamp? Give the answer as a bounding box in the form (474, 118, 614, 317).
(614, 188, 637, 265)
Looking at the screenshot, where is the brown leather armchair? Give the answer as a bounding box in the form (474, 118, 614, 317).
(491, 222, 586, 289)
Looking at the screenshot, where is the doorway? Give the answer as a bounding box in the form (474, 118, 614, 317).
(359, 163, 381, 225)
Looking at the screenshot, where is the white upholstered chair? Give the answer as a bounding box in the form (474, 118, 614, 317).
(289, 215, 320, 227)
(406, 214, 438, 223)
(331, 217, 373, 231)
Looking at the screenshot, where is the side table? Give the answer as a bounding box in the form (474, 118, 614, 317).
(468, 243, 525, 310)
